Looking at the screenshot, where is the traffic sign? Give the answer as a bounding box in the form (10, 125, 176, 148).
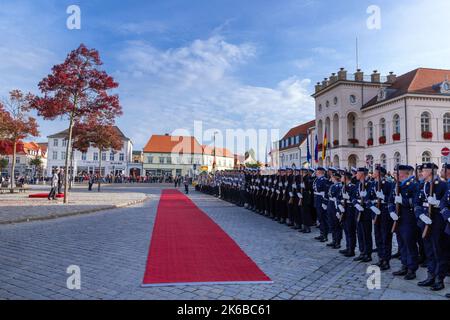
(442, 156, 449, 164)
(442, 147, 450, 156)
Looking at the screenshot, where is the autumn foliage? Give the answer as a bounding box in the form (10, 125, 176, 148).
(0, 90, 39, 188)
(29, 44, 122, 202)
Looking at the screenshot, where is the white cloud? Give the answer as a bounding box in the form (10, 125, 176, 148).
(116, 36, 315, 148)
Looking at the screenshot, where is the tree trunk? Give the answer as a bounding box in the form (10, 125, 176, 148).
(97, 148, 102, 192)
(10, 140, 17, 190)
(64, 103, 77, 204)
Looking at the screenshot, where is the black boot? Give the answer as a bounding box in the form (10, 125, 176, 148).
(320, 237, 328, 243)
(417, 273, 435, 287)
(392, 251, 401, 259)
(392, 266, 408, 276)
(446, 293, 450, 299)
(303, 226, 311, 233)
(380, 260, 391, 271)
(339, 249, 349, 255)
(344, 251, 355, 257)
(332, 242, 341, 249)
(362, 255, 373, 263)
(314, 235, 323, 241)
(326, 241, 336, 247)
(404, 270, 416, 280)
(353, 254, 365, 262)
(430, 279, 445, 291)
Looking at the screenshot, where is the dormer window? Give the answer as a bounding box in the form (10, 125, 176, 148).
(377, 87, 387, 101)
(441, 77, 450, 94)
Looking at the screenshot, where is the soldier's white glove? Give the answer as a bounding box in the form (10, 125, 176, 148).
(322, 204, 328, 210)
(319, 192, 325, 197)
(395, 195, 403, 204)
(419, 214, 432, 225)
(427, 196, 440, 207)
(448, 217, 450, 223)
(279, 183, 282, 187)
(375, 191, 385, 200)
(300, 183, 305, 189)
(271, 188, 274, 192)
(276, 190, 280, 194)
(338, 204, 345, 213)
(297, 193, 302, 198)
(336, 212, 342, 219)
(390, 212, 399, 221)
(292, 184, 296, 189)
(342, 193, 350, 200)
(289, 192, 293, 197)
(359, 191, 367, 198)
(370, 206, 381, 216)
(355, 204, 364, 212)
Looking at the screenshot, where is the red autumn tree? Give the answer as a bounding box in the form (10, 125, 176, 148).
(73, 117, 122, 192)
(29, 44, 122, 203)
(1, 90, 39, 189)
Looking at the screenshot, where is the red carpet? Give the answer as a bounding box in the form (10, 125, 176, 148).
(29, 193, 64, 198)
(142, 189, 272, 286)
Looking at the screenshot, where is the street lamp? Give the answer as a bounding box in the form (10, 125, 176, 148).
(298, 144, 302, 169)
(213, 131, 218, 172)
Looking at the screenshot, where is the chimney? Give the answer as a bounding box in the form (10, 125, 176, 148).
(337, 67, 347, 80)
(371, 70, 381, 83)
(322, 78, 329, 87)
(386, 71, 397, 83)
(315, 82, 323, 92)
(329, 73, 338, 83)
(354, 69, 364, 82)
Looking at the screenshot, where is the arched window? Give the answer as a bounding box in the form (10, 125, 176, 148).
(368, 121, 374, 139)
(380, 118, 386, 137)
(421, 112, 431, 133)
(393, 114, 400, 134)
(349, 114, 356, 138)
(394, 152, 401, 166)
(444, 113, 450, 133)
(422, 151, 431, 163)
(380, 154, 387, 168)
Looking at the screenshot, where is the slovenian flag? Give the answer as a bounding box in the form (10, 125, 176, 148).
(322, 128, 327, 161)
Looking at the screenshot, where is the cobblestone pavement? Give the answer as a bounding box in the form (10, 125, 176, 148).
(0, 184, 151, 224)
(0, 185, 448, 300)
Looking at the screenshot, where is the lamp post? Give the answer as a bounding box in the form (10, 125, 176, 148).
(298, 145, 302, 169)
(213, 131, 218, 172)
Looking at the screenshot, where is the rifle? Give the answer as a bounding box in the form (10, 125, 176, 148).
(373, 166, 382, 225)
(298, 170, 304, 207)
(391, 167, 401, 233)
(288, 175, 294, 205)
(357, 177, 365, 222)
(422, 165, 435, 239)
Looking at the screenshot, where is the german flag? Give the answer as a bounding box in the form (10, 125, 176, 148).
(322, 128, 327, 161)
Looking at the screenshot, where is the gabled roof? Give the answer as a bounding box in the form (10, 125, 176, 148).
(143, 135, 203, 154)
(48, 126, 129, 140)
(201, 145, 234, 158)
(281, 120, 315, 140)
(363, 68, 450, 109)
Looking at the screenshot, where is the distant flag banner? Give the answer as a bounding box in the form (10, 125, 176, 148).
(314, 134, 319, 163)
(322, 128, 327, 161)
(306, 133, 312, 164)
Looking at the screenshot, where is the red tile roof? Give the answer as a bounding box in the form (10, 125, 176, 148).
(201, 145, 234, 158)
(143, 135, 203, 154)
(363, 68, 450, 109)
(280, 120, 315, 151)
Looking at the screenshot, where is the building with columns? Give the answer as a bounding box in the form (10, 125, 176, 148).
(313, 67, 450, 172)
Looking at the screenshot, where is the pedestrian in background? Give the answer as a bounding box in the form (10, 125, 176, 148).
(184, 175, 190, 194)
(48, 168, 59, 200)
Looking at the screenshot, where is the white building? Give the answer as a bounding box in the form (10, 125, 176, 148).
(142, 134, 235, 177)
(46, 127, 133, 177)
(278, 120, 316, 168)
(313, 67, 450, 172)
(0, 141, 47, 178)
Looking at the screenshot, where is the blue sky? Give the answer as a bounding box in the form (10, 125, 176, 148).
(1, 0, 450, 150)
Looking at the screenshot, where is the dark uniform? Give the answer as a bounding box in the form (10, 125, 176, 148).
(389, 165, 419, 280)
(339, 171, 357, 257)
(414, 163, 449, 291)
(313, 167, 329, 242)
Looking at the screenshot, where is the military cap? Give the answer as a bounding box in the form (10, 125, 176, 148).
(343, 171, 353, 179)
(357, 167, 369, 173)
(374, 165, 387, 174)
(351, 167, 357, 173)
(333, 172, 342, 179)
(396, 164, 413, 171)
(327, 167, 337, 173)
(442, 163, 450, 170)
(316, 166, 326, 171)
(422, 163, 438, 170)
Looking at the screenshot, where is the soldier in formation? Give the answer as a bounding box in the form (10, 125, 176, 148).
(196, 162, 449, 294)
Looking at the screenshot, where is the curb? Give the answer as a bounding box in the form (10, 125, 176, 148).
(0, 196, 151, 225)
